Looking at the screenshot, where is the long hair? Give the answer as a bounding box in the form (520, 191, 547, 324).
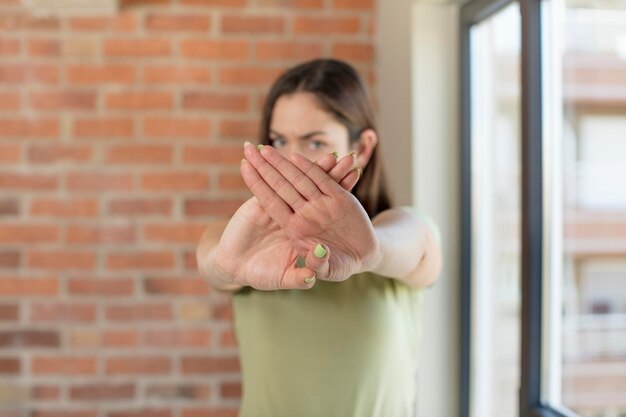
(259, 59, 393, 219)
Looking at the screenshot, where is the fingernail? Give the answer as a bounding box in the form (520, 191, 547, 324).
(241, 159, 246, 165)
(331, 151, 339, 159)
(353, 166, 362, 180)
(244, 141, 252, 148)
(304, 274, 316, 284)
(296, 256, 306, 268)
(257, 144, 265, 150)
(348, 151, 357, 159)
(314, 243, 327, 258)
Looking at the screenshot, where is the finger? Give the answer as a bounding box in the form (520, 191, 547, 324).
(244, 142, 307, 211)
(256, 144, 323, 201)
(279, 263, 318, 290)
(339, 167, 361, 191)
(240, 159, 292, 229)
(289, 152, 345, 197)
(328, 152, 358, 183)
(314, 152, 340, 173)
(303, 242, 330, 280)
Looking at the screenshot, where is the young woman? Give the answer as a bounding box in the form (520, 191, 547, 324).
(196, 59, 442, 417)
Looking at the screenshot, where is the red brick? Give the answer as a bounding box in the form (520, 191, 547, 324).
(143, 224, 207, 243)
(255, 41, 323, 60)
(66, 172, 134, 191)
(106, 357, 171, 375)
(183, 146, 243, 165)
(220, 382, 241, 398)
(68, 278, 135, 297)
(0, 39, 20, 55)
(332, 0, 374, 9)
(143, 117, 211, 139)
(0, 15, 60, 31)
(143, 329, 211, 347)
(184, 199, 245, 216)
(144, 277, 210, 295)
(220, 329, 238, 347)
(0, 118, 59, 138)
(29, 91, 96, 110)
(180, 0, 246, 6)
(120, 0, 171, 7)
(0, 251, 19, 267)
(180, 356, 240, 374)
(257, 0, 323, 7)
(28, 39, 61, 57)
(219, 67, 283, 86)
(31, 198, 99, 217)
(0, 277, 59, 296)
(105, 145, 173, 164)
(32, 356, 97, 375)
(221, 15, 285, 34)
(108, 410, 172, 417)
(106, 252, 175, 270)
(0, 64, 59, 84)
(106, 92, 173, 110)
(293, 16, 361, 34)
(0, 198, 20, 215)
(73, 118, 135, 139)
(0, 225, 59, 243)
(183, 250, 197, 269)
(28, 144, 92, 164)
(0, 330, 60, 347)
(145, 384, 211, 400)
(0, 144, 21, 163)
(181, 409, 238, 417)
(67, 65, 136, 85)
(0, 358, 20, 374)
(104, 39, 171, 57)
(0, 304, 19, 320)
(0, 173, 58, 190)
(105, 303, 172, 321)
(182, 92, 249, 112)
(141, 172, 209, 191)
(218, 173, 246, 190)
(68, 13, 137, 31)
(219, 119, 259, 139)
(31, 385, 61, 400)
(332, 42, 374, 62)
(145, 14, 211, 31)
(103, 330, 139, 347)
(143, 66, 212, 84)
(0, 91, 20, 111)
(28, 251, 96, 270)
(72, 278, 133, 297)
(69, 383, 135, 401)
(108, 199, 172, 216)
(212, 303, 233, 320)
(31, 410, 98, 417)
(180, 40, 249, 60)
(29, 303, 96, 322)
(66, 225, 136, 244)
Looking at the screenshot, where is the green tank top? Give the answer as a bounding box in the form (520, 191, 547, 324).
(232, 271, 424, 417)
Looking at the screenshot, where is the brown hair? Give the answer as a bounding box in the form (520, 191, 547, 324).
(259, 59, 393, 219)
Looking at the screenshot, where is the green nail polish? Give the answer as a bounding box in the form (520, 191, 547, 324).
(304, 275, 316, 284)
(296, 256, 306, 268)
(348, 151, 357, 158)
(314, 243, 327, 258)
(331, 151, 339, 159)
(257, 144, 265, 150)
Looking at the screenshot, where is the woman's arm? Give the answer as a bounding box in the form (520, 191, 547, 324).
(363, 206, 443, 288)
(196, 219, 244, 293)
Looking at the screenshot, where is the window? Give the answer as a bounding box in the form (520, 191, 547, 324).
(461, 0, 626, 417)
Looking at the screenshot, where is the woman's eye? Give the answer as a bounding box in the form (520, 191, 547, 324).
(270, 138, 286, 147)
(308, 140, 325, 150)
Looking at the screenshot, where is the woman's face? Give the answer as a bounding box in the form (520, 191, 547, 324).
(268, 92, 354, 162)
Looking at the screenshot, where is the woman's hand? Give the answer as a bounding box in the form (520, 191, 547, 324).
(239, 142, 381, 285)
(211, 149, 362, 290)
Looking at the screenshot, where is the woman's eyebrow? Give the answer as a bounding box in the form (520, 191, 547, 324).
(269, 129, 326, 140)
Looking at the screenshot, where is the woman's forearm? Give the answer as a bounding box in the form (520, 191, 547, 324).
(196, 224, 244, 293)
(362, 207, 442, 288)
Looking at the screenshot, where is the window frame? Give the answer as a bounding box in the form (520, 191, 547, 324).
(459, 0, 576, 416)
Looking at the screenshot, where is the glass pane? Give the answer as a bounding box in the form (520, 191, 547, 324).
(544, 1, 626, 416)
(469, 4, 521, 417)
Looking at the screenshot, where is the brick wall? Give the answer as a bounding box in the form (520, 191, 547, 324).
(0, 0, 377, 415)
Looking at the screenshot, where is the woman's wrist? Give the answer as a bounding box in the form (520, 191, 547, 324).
(200, 246, 244, 292)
